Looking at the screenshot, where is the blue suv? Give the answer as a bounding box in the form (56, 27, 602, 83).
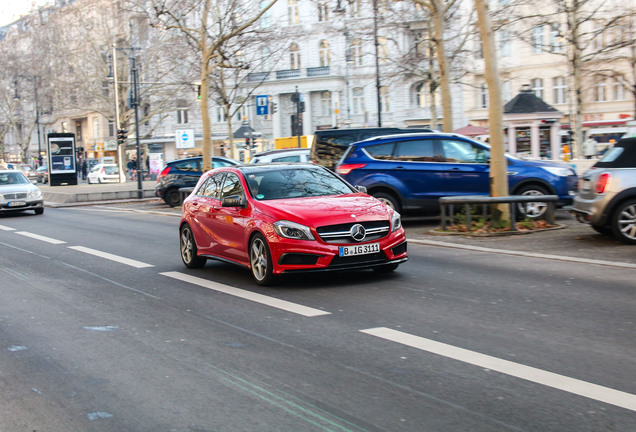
(335, 133, 578, 217)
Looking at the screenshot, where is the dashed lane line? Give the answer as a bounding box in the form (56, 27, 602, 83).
(68, 246, 154, 268)
(0, 224, 16, 231)
(15, 231, 66, 244)
(361, 327, 636, 412)
(161, 271, 331, 317)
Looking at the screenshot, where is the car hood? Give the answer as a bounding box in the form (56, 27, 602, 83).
(0, 184, 38, 194)
(254, 193, 393, 226)
(511, 158, 576, 172)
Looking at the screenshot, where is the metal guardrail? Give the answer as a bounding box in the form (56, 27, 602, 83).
(439, 195, 559, 232)
(179, 187, 194, 203)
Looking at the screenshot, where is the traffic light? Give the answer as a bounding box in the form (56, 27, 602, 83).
(196, 85, 201, 100)
(271, 102, 277, 114)
(245, 137, 250, 147)
(117, 129, 128, 145)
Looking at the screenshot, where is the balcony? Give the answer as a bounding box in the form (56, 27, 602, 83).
(276, 69, 301, 79)
(307, 66, 330, 77)
(247, 72, 270, 82)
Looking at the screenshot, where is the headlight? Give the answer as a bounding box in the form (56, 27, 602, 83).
(273, 220, 315, 240)
(542, 166, 573, 177)
(391, 210, 402, 232)
(27, 189, 43, 199)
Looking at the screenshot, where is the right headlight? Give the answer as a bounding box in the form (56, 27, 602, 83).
(273, 220, 315, 241)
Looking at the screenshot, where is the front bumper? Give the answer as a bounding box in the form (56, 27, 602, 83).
(0, 199, 44, 212)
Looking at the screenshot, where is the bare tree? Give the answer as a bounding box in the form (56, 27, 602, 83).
(148, 0, 278, 171)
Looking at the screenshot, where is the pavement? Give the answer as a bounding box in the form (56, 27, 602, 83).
(37, 180, 636, 269)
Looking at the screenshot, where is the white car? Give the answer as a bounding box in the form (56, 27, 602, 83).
(87, 164, 121, 184)
(0, 170, 44, 215)
(249, 148, 310, 164)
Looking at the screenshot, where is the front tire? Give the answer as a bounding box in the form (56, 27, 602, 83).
(180, 224, 207, 268)
(611, 199, 636, 245)
(250, 233, 275, 286)
(515, 184, 549, 219)
(34, 208, 44, 215)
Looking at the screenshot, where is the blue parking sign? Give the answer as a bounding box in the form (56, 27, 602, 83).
(256, 95, 269, 115)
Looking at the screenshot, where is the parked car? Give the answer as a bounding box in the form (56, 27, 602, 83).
(87, 164, 121, 184)
(571, 137, 636, 244)
(36, 165, 49, 184)
(179, 163, 407, 285)
(335, 132, 578, 218)
(155, 156, 240, 207)
(310, 127, 434, 171)
(249, 148, 310, 164)
(0, 170, 44, 215)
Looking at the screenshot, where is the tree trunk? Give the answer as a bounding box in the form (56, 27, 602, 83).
(431, 2, 453, 132)
(474, 0, 510, 220)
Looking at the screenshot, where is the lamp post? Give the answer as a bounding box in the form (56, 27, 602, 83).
(334, 0, 352, 126)
(373, 0, 382, 127)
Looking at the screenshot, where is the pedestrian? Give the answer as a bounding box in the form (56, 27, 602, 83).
(562, 143, 570, 161)
(81, 159, 88, 180)
(584, 138, 597, 159)
(127, 158, 136, 179)
(0, 159, 7, 170)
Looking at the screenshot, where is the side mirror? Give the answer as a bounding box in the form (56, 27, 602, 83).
(356, 185, 368, 193)
(222, 194, 245, 207)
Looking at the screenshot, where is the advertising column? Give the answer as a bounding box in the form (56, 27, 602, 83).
(48, 133, 78, 186)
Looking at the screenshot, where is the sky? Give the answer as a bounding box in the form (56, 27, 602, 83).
(0, 0, 50, 27)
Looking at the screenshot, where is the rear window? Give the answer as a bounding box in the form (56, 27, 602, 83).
(104, 166, 119, 174)
(594, 138, 636, 168)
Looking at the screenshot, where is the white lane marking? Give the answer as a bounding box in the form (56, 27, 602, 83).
(361, 327, 636, 412)
(161, 271, 331, 317)
(409, 239, 636, 270)
(0, 224, 16, 231)
(68, 246, 154, 268)
(15, 231, 66, 244)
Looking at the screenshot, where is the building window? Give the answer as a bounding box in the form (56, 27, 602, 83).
(550, 26, 563, 53)
(288, 0, 299, 25)
(377, 36, 388, 63)
(502, 80, 512, 102)
(594, 76, 607, 102)
(613, 76, 626, 101)
(553, 76, 566, 104)
(320, 91, 332, 116)
(499, 29, 511, 57)
(352, 87, 365, 114)
(532, 25, 544, 53)
(380, 86, 390, 112)
(351, 39, 363, 66)
(479, 83, 488, 109)
(102, 81, 110, 97)
(319, 40, 331, 67)
(318, 2, 329, 22)
(415, 82, 427, 107)
(177, 108, 189, 124)
(93, 118, 100, 139)
(216, 106, 226, 123)
(290, 42, 301, 69)
(531, 78, 544, 99)
(108, 120, 115, 137)
(349, 0, 361, 18)
(259, 1, 271, 28)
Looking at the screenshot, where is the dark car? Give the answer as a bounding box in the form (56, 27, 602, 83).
(36, 166, 49, 184)
(179, 163, 407, 285)
(335, 132, 579, 218)
(155, 156, 240, 206)
(310, 127, 434, 171)
(571, 137, 636, 244)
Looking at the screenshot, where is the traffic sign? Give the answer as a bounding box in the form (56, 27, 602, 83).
(256, 95, 269, 115)
(176, 129, 195, 149)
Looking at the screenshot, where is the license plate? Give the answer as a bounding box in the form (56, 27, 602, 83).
(339, 243, 380, 257)
(581, 179, 590, 190)
(8, 201, 26, 207)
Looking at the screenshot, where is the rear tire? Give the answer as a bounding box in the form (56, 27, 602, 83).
(250, 233, 275, 286)
(180, 224, 207, 268)
(164, 188, 182, 207)
(611, 199, 636, 245)
(373, 192, 401, 214)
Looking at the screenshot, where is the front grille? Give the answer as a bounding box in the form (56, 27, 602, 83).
(392, 242, 407, 256)
(3, 193, 28, 200)
(279, 253, 321, 265)
(317, 221, 390, 244)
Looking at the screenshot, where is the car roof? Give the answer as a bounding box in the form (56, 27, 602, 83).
(222, 162, 322, 174)
(594, 137, 636, 169)
(253, 148, 310, 156)
(168, 155, 239, 164)
(351, 131, 473, 145)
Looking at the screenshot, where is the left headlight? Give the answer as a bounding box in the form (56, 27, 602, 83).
(542, 166, 574, 177)
(391, 210, 402, 232)
(27, 189, 43, 199)
(273, 220, 315, 241)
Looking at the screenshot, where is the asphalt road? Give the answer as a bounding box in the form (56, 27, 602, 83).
(1, 206, 635, 431)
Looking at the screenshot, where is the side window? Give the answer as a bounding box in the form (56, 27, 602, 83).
(273, 155, 302, 163)
(365, 143, 395, 160)
(441, 140, 490, 163)
(394, 139, 438, 162)
(173, 160, 199, 171)
(197, 173, 224, 199)
(213, 159, 233, 168)
(220, 173, 243, 198)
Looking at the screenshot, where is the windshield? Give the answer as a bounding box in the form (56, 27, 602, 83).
(0, 172, 29, 185)
(245, 167, 355, 200)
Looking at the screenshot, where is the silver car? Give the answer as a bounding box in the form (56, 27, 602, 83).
(571, 137, 636, 244)
(0, 170, 44, 215)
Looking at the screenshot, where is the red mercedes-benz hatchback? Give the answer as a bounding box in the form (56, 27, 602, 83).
(179, 163, 408, 285)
